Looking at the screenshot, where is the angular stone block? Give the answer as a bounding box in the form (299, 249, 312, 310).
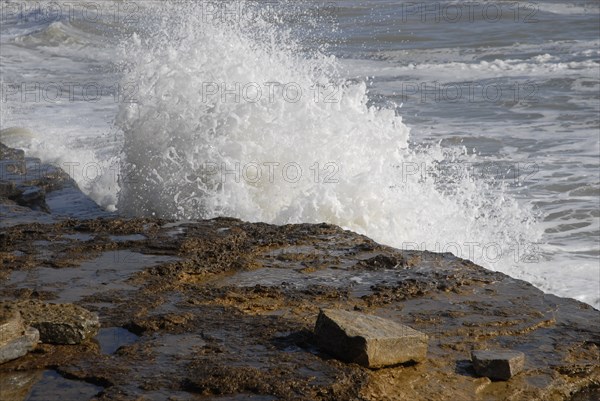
(471, 350, 525, 381)
(15, 301, 100, 345)
(314, 309, 428, 368)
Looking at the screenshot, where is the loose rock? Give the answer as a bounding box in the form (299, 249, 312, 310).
(314, 309, 428, 368)
(14, 301, 100, 345)
(471, 349, 525, 381)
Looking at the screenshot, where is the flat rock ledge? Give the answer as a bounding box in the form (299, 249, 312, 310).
(9, 301, 100, 345)
(0, 304, 39, 364)
(472, 350, 526, 381)
(315, 309, 428, 368)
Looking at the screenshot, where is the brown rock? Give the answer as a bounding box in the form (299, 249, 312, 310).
(314, 309, 428, 368)
(15, 301, 100, 345)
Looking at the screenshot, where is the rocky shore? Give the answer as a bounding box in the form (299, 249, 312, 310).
(0, 142, 599, 400)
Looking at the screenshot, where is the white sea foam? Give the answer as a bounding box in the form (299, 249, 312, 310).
(340, 53, 600, 83)
(116, 2, 541, 277)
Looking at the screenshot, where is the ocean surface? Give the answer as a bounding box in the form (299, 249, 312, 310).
(1, 0, 598, 308)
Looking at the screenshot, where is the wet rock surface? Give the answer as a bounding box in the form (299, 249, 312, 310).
(1, 218, 598, 401)
(0, 143, 599, 400)
(315, 309, 428, 368)
(0, 370, 42, 401)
